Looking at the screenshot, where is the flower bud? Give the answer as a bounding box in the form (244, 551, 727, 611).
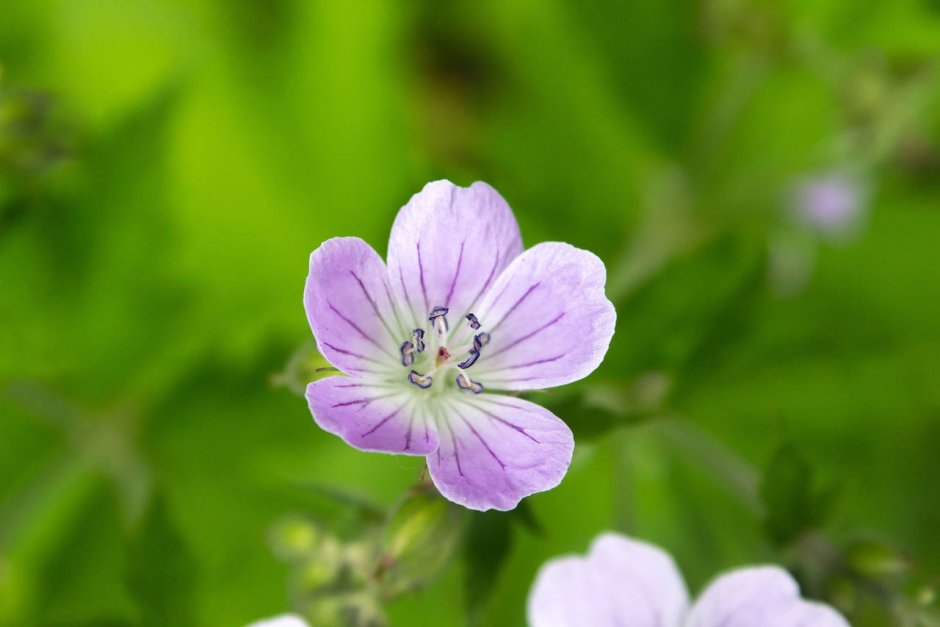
(376, 488, 464, 598)
(268, 516, 322, 562)
(846, 538, 909, 580)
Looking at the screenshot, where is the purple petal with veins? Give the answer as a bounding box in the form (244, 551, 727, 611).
(426, 394, 573, 511)
(304, 237, 402, 376)
(466, 242, 616, 390)
(306, 376, 438, 455)
(387, 181, 524, 325)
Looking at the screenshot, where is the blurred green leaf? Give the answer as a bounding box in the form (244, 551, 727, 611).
(27, 480, 135, 626)
(846, 537, 910, 580)
(546, 374, 670, 442)
(612, 233, 765, 380)
(124, 493, 197, 627)
(463, 510, 512, 627)
(760, 442, 837, 546)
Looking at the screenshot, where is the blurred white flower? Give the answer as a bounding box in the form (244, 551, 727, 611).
(527, 532, 848, 627)
(246, 614, 309, 627)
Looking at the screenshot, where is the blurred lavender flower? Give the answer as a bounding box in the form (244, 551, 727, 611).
(304, 180, 616, 511)
(790, 172, 869, 242)
(246, 615, 309, 627)
(527, 532, 849, 627)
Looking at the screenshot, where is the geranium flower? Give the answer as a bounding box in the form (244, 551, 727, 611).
(304, 180, 616, 511)
(528, 533, 849, 627)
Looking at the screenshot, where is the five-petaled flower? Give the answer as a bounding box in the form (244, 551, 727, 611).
(304, 180, 616, 511)
(527, 532, 849, 627)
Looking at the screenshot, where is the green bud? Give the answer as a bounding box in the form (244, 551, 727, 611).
(846, 538, 909, 580)
(270, 342, 333, 395)
(296, 554, 341, 591)
(302, 591, 386, 627)
(915, 585, 936, 607)
(268, 516, 322, 562)
(377, 487, 464, 598)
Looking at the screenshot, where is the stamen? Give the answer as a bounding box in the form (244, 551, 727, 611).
(473, 332, 491, 351)
(408, 370, 433, 389)
(400, 341, 415, 366)
(429, 306, 449, 334)
(411, 328, 426, 353)
(456, 372, 484, 394)
(457, 349, 480, 369)
(466, 313, 481, 330)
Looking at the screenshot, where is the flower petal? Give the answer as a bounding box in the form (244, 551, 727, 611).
(466, 242, 616, 390)
(426, 394, 573, 511)
(687, 566, 849, 627)
(305, 237, 408, 376)
(527, 532, 689, 627)
(246, 615, 309, 627)
(306, 376, 438, 455)
(386, 180, 524, 329)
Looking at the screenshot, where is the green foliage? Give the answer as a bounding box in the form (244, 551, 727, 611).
(760, 442, 837, 547)
(125, 494, 197, 627)
(2, 0, 940, 625)
(463, 511, 513, 626)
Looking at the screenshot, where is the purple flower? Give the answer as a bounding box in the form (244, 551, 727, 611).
(790, 173, 868, 241)
(528, 533, 849, 627)
(304, 181, 616, 511)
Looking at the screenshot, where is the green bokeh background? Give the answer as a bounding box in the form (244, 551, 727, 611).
(2, 1, 940, 625)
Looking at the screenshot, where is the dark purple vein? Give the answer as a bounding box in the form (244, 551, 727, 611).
(361, 399, 409, 437)
(466, 402, 540, 443)
(350, 270, 398, 344)
(487, 312, 566, 359)
(332, 390, 398, 409)
(397, 264, 418, 327)
(446, 422, 464, 477)
(487, 283, 541, 334)
(471, 396, 539, 413)
(444, 241, 465, 308)
(456, 412, 505, 469)
(334, 382, 398, 389)
(328, 303, 397, 361)
(445, 249, 503, 347)
(417, 241, 429, 314)
(382, 281, 408, 335)
(404, 413, 415, 450)
(467, 249, 502, 313)
(322, 342, 385, 365)
(487, 353, 568, 373)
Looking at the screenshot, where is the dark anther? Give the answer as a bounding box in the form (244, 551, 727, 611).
(466, 313, 481, 330)
(473, 332, 491, 351)
(456, 373, 484, 394)
(457, 349, 480, 369)
(400, 341, 415, 366)
(429, 306, 449, 333)
(408, 370, 433, 389)
(411, 328, 426, 352)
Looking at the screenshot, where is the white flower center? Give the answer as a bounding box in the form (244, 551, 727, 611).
(398, 306, 489, 394)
